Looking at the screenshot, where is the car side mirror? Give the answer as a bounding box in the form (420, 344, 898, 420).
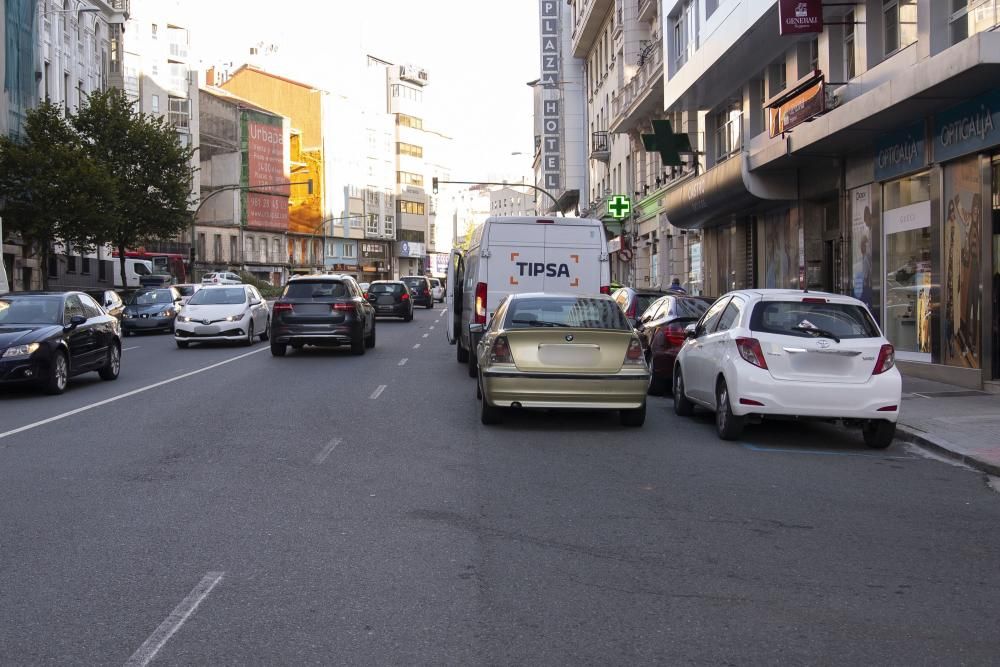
(685, 323, 699, 339)
(250, 299, 262, 306)
(469, 323, 485, 335)
(67, 314, 87, 329)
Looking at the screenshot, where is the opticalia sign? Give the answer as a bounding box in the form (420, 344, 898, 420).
(874, 120, 927, 181)
(778, 0, 823, 35)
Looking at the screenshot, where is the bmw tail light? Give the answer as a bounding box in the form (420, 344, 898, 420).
(735, 337, 768, 369)
(873, 344, 895, 375)
(490, 336, 513, 364)
(474, 282, 487, 324)
(623, 337, 645, 366)
(273, 302, 293, 313)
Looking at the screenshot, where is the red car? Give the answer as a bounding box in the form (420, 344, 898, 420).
(635, 294, 714, 394)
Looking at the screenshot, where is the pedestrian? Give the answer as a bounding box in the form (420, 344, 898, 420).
(667, 277, 686, 293)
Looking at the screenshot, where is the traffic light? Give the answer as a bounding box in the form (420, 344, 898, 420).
(432, 177, 438, 194)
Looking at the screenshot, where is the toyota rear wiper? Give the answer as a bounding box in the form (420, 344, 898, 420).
(511, 318, 568, 327)
(791, 325, 841, 343)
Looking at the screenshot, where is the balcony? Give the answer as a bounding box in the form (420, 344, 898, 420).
(571, 0, 615, 57)
(610, 40, 663, 133)
(590, 130, 610, 162)
(638, 0, 656, 23)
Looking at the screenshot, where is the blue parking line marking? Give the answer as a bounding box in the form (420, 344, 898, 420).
(742, 443, 913, 459)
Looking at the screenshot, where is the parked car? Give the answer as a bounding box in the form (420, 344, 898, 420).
(672, 289, 901, 448)
(121, 287, 183, 335)
(201, 272, 242, 285)
(269, 274, 375, 356)
(635, 294, 714, 394)
(401, 275, 435, 309)
(174, 285, 270, 348)
(474, 292, 649, 426)
(365, 280, 414, 321)
(429, 278, 445, 303)
(85, 289, 125, 321)
(173, 283, 203, 306)
(0, 291, 121, 394)
(611, 287, 669, 328)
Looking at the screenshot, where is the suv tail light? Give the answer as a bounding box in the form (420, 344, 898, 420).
(600, 285, 611, 295)
(735, 337, 768, 369)
(474, 282, 487, 324)
(623, 337, 645, 366)
(332, 302, 356, 312)
(490, 336, 513, 364)
(273, 302, 293, 313)
(873, 343, 895, 375)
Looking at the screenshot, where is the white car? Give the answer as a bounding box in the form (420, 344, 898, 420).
(173, 283, 202, 306)
(429, 278, 445, 303)
(672, 289, 902, 448)
(174, 284, 270, 348)
(201, 271, 242, 285)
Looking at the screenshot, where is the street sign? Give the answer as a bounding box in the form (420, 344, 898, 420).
(0, 217, 8, 294)
(608, 195, 631, 220)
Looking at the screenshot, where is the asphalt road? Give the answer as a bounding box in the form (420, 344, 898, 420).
(1, 305, 999, 665)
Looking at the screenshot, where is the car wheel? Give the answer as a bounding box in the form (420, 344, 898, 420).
(98, 342, 121, 381)
(404, 311, 413, 322)
(620, 401, 646, 427)
(457, 339, 469, 363)
(862, 420, 896, 449)
(715, 378, 744, 440)
(43, 350, 69, 395)
(270, 341, 287, 357)
(426, 302, 433, 309)
(351, 330, 365, 355)
(176, 340, 189, 349)
(244, 322, 255, 347)
(260, 317, 270, 341)
(467, 348, 478, 378)
(673, 367, 695, 416)
(365, 320, 376, 348)
(647, 358, 667, 396)
(480, 379, 502, 425)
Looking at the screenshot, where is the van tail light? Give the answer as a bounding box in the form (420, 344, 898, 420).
(332, 302, 356, 312)
(735, 337, 768, 369)
(600, 285, 611, 295)
(474, 282, 487, 324)
(623, 337, 645, 366)
(873, 344, 895, 375)
(273, 302, 293, 313)
(662, 324, 688, 348)
(423, 289, 430, 296)
(490, 336, 513, 364)
(400, 291, 409, 301)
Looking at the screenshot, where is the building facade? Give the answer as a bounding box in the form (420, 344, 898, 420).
(489, 186, 540, 217)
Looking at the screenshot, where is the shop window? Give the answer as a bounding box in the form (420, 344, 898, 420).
(943, 156, 983, 369)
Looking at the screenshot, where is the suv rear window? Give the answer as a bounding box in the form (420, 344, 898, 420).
(283, 280, 348, 299)
(505, 297, 630, 330)
(370, 283, 402, 294)
(750, 301, 880, 340)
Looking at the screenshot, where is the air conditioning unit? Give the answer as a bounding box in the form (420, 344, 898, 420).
(399, 65, 429, 87)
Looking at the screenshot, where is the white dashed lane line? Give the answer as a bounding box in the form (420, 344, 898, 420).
(313, 437, 342, 464)
(422, 333, 429, 338)
(369, 385, 387, 400)
(123, 346, 141, 351)
(413, 343, 421, 349)
(398, 358, 408, 366)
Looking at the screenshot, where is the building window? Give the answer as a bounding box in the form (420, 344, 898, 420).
(671, 0, 696, 71)
(844, 11, 857, 79)
(397, 142, 424, 158)
(151, 94, 159, 114)
(151, 23, 158, 39)
(706, 0, 719, 17)
(168, 97, 189, 128)
(949, 0, 1000, 44)
(397, 114, 424, 130)
(367, 214, 379, 236)
(98, 257, 107, 281)
(712, 102, 743, 162)
(384, 215, 395, 237)
(809, 37, 819, 71)
(768, 60, 787, 98)
(390, 84, 423, 102)
(350, 215, 362, 228)
(66, 251, 76, 273)
(197, 233, 206, 262)
(397, 171, 424, 187)
(81, 255, 90, 274)
(884, 0, 918, 55)
(399, 200, 425, 215)
(343, 243, 356, 259)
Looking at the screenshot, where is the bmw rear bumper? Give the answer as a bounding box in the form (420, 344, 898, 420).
(481, 369, 649, 409)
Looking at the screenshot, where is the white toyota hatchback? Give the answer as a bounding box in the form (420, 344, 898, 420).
(174, 284, 270, 348)
(673, 289, 901, 448)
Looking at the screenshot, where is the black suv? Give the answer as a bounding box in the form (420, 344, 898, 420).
(366, 280, 414, 321)
(400, 275, 434, 309)
(269, 275, 376, 356)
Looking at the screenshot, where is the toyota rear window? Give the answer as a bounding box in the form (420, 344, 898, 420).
(283, 280, 347, 299)
(750, 301, 880, 339)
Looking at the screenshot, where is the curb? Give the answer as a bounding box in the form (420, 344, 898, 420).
(896, 424, 1000, 478)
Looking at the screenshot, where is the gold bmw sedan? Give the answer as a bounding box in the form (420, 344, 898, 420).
(473, 293, 650, 426)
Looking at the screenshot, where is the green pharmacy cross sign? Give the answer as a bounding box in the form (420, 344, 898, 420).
(608, 194, 631, 219)
(641, 119, 692, 166)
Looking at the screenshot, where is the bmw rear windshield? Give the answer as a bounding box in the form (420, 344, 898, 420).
(750, 300, 881, 340)
(504, 297, 631, 330)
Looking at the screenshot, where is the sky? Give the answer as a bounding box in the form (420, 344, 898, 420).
(183, 0, 540, 184)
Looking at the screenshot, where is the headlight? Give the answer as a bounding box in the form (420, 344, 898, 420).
(225, 312, 246, 322)
(123, 312, 134, 319)
(3, 343, 40, 359)
(177, 315, 192, 323)
(160, 309, 175, 317)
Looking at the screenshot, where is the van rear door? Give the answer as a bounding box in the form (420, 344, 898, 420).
(543, 221, 604, 294)
(445, 248, 462, 344)
(486, 221, 546, 316)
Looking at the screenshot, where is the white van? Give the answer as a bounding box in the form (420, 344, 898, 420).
(112, 258, 154, 288)
(446, 215, 611, 376)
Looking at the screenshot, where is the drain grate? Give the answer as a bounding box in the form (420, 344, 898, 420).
(912, 390, 989, 398)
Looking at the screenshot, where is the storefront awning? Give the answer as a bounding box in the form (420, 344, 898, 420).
(661, 157, 761, 230)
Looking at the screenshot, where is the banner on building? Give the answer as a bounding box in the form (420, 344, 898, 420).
(769, 77, 825, 137)
(778, 0, 823, 35)
(850, 185, 877, 319)
(241, 109, 289, 232)
(943, 155, 982, 368)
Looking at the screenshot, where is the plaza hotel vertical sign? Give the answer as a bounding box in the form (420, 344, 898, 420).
(540, 0, 562, 193)
(241, 109, 289, 231)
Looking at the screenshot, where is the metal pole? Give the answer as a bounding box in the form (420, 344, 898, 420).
(434, 179, 561, 214)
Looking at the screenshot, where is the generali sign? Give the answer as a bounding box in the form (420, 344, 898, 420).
(779, 0, 823, 35)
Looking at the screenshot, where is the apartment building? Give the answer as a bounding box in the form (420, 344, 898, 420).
(655, 0, 1000, 389)
(489, 186, 539, 218)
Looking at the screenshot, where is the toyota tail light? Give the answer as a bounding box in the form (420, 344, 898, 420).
(490, 336, 513, 364)
(474, 282, 487, 324)
(873, 344, 895, 375)
(273, 302, 293, 313)
(662, 324, 688, 348)
(600, 285, 611, 295)
(623, 337, 645, 366)
(735, 337, 768, 369)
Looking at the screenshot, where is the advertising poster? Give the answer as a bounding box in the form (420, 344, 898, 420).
(241, 110, 289, 232)
(943, 155, 982, 368)
(850, 185, 877, 319)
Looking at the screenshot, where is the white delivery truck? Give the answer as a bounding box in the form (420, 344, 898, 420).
(112, 258, 154, 288)
(446, 215, 611, 377)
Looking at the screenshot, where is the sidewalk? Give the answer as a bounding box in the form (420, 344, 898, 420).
(895, 375, 1000, 477)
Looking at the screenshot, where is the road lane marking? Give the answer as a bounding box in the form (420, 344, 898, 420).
(440, 309, 446, 316)
(398, 358, 408, 366)
(124, 571, 224, 667)
(742, 444, 913, 459)
(123, 346, 141, 351)
(313, 438, 342, 464)
(413, 343, 421, 349)
(0, 348, 268, 442)
(429, 326, 435, 330)
(369, 385, 386, 400)
(422, 333, 429, 338)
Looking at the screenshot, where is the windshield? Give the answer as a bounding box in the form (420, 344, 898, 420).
(175, 285, 196, 297)
(369, 283, 403, 294)
(187, 287, 246, 305)
(505, 297, 630, 330)
(127, 289, 175, 306)
(750, 301, 881, 340)
(133, 263, 151, 275)
(0, 296, 63, 325)
(283, 280, 347, 299)
(401, 278, 424, 288)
